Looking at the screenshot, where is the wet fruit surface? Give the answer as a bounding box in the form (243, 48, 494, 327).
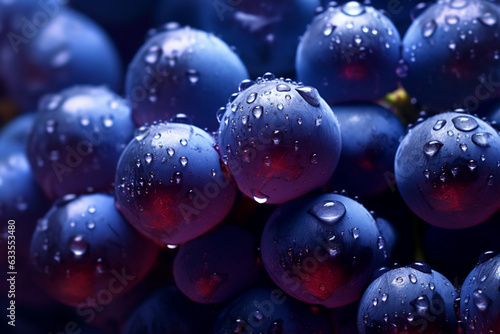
(115, 121, 237, 245)
(217, 73, 342, 204)
(395, 111, 500, 229)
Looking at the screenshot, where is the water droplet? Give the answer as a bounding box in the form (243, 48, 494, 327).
(448, 41, 456, 50)
(450, 0, 468, 9)
(70, 235, 87, 257)
(354, 34, 362, 45)
(396, 60, 409, 78)
(253, 310, 264, 322)
(395, 276, 404, 284)
(247, 93, 257, 104)
(101, 114, 114, 128)
(479, 12, 497, 26)
(295, 87, 321, 107)
(423, 140, 444, 157)
(433, 119, 447, 131)
(180, 138, 188, 146)
(440, 172, 447, 182)
(263, 156, 272, 167)
(167, 147, 175, 156)
(409, 273, 418, 284)
(262, 72, 275, 80)
(382, 293, 389, 302)
(277, 103, 284, 111)
(422, 20, 437, 38)
(37, 218, 49, 231)
(239, 79, 254, 92)
(45, 119, 57, 134)
(352, 227, 360, 239)
(272, 130, 283, 145)
(448, 130, 454, 136)
(487, 174, 494, 186)
(53, 252, 61, 263)
(410, 262, 432, 274)
(144, 153, 153, 164)
(323, 23, 335, 36)
(452, 167, 459, 177)
(179, 156, 188, 166)
(472, 289, 491, 311)
(377, 236, 385, 249)
(411, 295, 430, 313)
(429, 282, 435, 291)
(310, 153, 319, 164)
(423, 169, 431, 179)
(446, 15, 460, 25)
(460, 143, 468, 152)
(276, 84, 291, 92)
(80, 115, 90, 127)
(478, 250, 497, 264)
(252, 105, 263, 119)
(342, 1, 366, 16)
(86, 220, 96, 230)
(144, 45, 161, 64)
(481, 154, 486, 162)
(87, 205, 96, 214)
(308, 200, 346, 224)
(372, 298, 378, 306)
(173, 171, 182, 184)
(241, 115, 249, 125)
(134, 126, 150, 141)
(452, 116, 479, 132)
(251, 189, 269, 204)
(468, 159, 478, 171)
(472, 132, 494, 148)
(315, 115, 322, 126)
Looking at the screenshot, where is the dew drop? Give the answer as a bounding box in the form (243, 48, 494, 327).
(433, 120, 446, 131)
(167, 147, 175, 156)
(352, 227, 360, 239)
(423, 140, 444, 157)
(310, 153, 319, 164)
(323, 23, 335, 36)
(372, 298, 378, 306)
(445, 15, 460, 25)
(134, 126, 150, 141)
(252, 105, 263, 118)
(251, 189, 269, 204)
(144, 153, 153, 164)
(423, 169, 431, 179)
(450, 0, 468, 9)
(295, 87, 321, 107)
(86, 220, 95, 230)
(101, 114, 114, 128)
(396, 60, 409, 78)
(70, 235, 88, 257)
(468, 159, 478, 171)
(276, 84, 291, 92)
(173, 171, 182, 184)
(179, 156, 188, 166)
(144, 45, 161, 64)
(37, 218, 49, 231)
(479, 12, 497, 26)
(472, 289, 491, 311)
(422, 20, 437, 38)
(460, 143, 468, 152)
(239, 79, 254, 92)
(452, 116, 479, 132)
(247, 93, 257, 104)
(472, 132, 494, 148)
(263, 155, 272, 167)
(272, 130, 283, 145)
(308, 200, 346, 224)
(45, 119, 57, 134)
(342, 1, 366, 16)
(409, 274, 418, 284)
(180, 138, 188, 146)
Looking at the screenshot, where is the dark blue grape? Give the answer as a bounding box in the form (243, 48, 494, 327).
(125, 24, 248, 131)
(328, 103, 405, 196)
(460, 253, 500, 333)
(29, 193, 158, 306)
(357, 263, 458, 333)
(401, 0, 500, 112)
(26, 85, 135, 200)
(115, 121, 237, 245)
(394, 111, 500, 229)
(217, 74, 342, 204)
(260, 191, 393, 307)
(296, 2, 401, 105)
(211, 285, 332, 333)
(173, 225, 260, 304)
(124, 285, 217, 334)
(0, 7, 122, 111)
(199, 0, 319, 77)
